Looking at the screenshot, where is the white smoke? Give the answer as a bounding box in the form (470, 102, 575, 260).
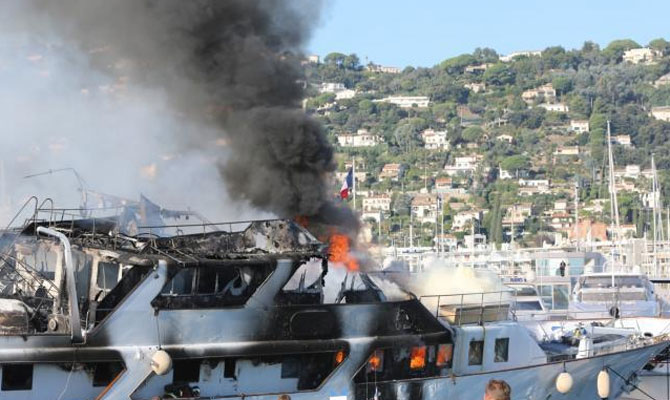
(0, 35, 267, 225)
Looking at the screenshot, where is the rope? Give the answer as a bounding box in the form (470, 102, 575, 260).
(607, 365, 658, 400)
(56, 350, 77, 400)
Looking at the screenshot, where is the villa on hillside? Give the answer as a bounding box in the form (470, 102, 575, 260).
(623, 48, 662, 65)
(570, 120, 589, 133)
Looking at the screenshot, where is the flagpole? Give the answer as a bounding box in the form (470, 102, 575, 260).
(352, 156, 356, 211)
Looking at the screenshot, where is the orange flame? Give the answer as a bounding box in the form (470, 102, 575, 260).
(410, 346, 426, 370)
(436, 343, 453, 367)
(329, 232, 359, 271)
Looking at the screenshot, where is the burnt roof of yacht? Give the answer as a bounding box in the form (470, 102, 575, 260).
(14, 217, 326, 263)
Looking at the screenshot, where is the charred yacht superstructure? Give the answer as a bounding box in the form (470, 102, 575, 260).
(0, 205, 667, 399)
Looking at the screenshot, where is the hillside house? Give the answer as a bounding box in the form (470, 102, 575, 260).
(568, 220, 608, 242)
(362, 193, 392, 213)
(444, 154, 483, 176)
(623, 48, 661, 65)
(366, 64, 401, 74)
(554, 146, 579, 156)
(496, 134, 514, 143)
(411, 194, 439, 224)
(374, 96, 429, 108)
(539, 103, 569, 113)
(421, 129, 449, 150)
(434, 177, 453, 193)
(453, 210, 482, 231)
(502, 203, 532, 226)
(522, 83, 556, 103)
(464, 63, 493, 73)
(570, 120, 589, 133)
(336, 129, 382, 147)
(464, 82, 486, 93)
(610, 135, 632, 147)
(379, 163, 402, 181)
(651, 106, 670, 121)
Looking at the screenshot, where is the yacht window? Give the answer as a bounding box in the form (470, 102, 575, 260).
(468, 340, 484, 365)
(97, 262, 120, 290)
(196, 268, 217, 294)
(494, 338, 509, 362)
(1, 364, 33, 391)
(409, 346, 426, 370)
(162, 269, 195, 295)
(512, 287, 538, 296)
(92, 362, 124, 387)
(516, 301, 543, 311)
(436, 344, 453, 367)
(553, 285, 569, 310)
(223, 359, 236, 378)
(173, 360, 201, 383)
(281, 357, 300, 378)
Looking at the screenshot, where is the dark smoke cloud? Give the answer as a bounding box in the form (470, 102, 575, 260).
(9, 0, 357, 232)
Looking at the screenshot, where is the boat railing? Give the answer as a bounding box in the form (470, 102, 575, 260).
(419, 290, 515, 326)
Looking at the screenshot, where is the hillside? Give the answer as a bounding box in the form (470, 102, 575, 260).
(301, 40, 670, 249)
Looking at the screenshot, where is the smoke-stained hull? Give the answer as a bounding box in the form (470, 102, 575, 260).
(0, 215, 665, 400)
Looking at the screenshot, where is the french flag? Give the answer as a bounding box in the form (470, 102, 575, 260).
(340, 168, 353, 199)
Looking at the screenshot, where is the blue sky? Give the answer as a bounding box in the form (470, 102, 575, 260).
(308, 0, 670, 68)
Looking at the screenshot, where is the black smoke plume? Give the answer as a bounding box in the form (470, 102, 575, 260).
(10, 0, 358, 233)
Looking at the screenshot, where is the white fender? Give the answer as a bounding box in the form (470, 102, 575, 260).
(597, 369, 610, 398)
(556, 371, 573, 394)
(151, 350, 172, 376)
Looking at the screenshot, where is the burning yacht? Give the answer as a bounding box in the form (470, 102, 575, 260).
(0, 202, 666, 399)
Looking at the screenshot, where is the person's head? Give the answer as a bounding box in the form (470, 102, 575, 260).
(484, 379, 511, 400)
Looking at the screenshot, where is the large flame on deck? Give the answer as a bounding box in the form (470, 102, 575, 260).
(294, 216, 359, 271)
(329, 232, 359, 271)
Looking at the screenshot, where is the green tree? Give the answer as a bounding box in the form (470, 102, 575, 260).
(462, 126, 485, 142)
(483, 63, 516, 86)
(343, 54, 361, 70)
(324, 52, 347, 67)
(602, 39, 641, 62)
(649, 38, 670, 56)
(552, 76, 573, 96)
(473, 47, 499, 63)
(500, 155, 529, 171)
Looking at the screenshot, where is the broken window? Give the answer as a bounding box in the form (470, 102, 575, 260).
(468, 340, 484, 365)
(153, 265, 273, 309)
(494, 338, 509, 363)
(92, 362, 125, 387)
(1, 364, 33, 391)
(278, 261, 324, 305)
(223, 359, 236, 379)
(172, 359, 201, 384)
(96, 262, 120, 290)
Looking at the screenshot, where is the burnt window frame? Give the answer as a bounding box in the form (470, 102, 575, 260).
(1, 364, 33, 391)
(494, 338, 509, 363)
(153, 264, 275, 310)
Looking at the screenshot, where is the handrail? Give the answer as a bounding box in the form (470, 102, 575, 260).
(36, 226, 84, 343)
(36, 198, 54, 227)
(4, 196, 38, 230)
(419, 290, 515, 326)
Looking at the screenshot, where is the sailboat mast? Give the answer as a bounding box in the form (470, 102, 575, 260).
(606, 120, 620, 280)
(574, 180, 580, 251)
(652, 154, 658, 276)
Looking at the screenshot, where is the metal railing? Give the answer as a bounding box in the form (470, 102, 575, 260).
(419, 290, 514, 326)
